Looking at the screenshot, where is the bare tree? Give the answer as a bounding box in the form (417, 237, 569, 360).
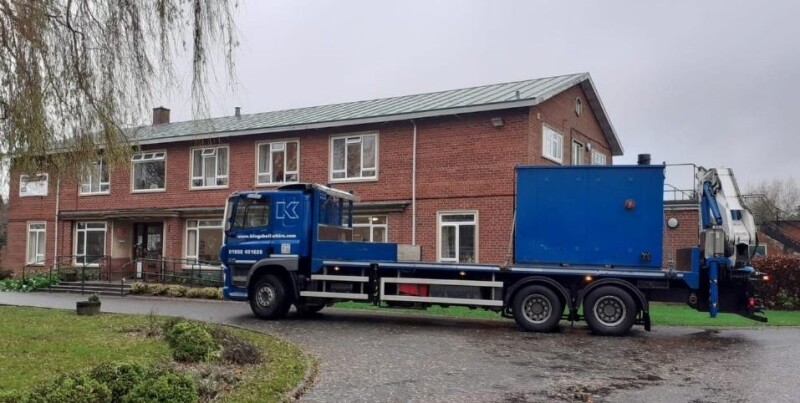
(0, 0, 238, 180)
(746, 178, 800, 223)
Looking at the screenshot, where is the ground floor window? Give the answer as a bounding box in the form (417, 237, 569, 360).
(186, 219, 223, 264)
(27, 222, 46, 264)
(75, 222, 107, 265)
(352, 215, 388, 242)
(438, 212, 477, 263)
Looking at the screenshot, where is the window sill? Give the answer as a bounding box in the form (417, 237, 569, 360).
(542, 154, 563, 165)
(190, 186, 230, 191)
(25, 263, 45, 267)
(254, 182, 299, 188)
(131, 188, 167, 194)
(329, 177, 379, 184)
(79, 192, 111, 197)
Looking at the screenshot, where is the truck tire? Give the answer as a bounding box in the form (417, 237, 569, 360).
(250, 274, 290, 320)
(584, 286, 637, 336)
(512, 285, 563, 332)
(295, 303, 325, 316)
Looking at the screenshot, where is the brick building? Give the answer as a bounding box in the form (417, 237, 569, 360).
(5, 73, 642, 273)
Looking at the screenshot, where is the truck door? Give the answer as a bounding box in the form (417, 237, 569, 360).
(224, 194, 272, 288)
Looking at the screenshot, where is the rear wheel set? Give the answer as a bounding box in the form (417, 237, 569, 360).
(583, 286, 637, 336)
(512, 285, 564, 332)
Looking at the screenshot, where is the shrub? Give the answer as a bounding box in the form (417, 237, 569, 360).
(164, 321, 219, 363)
(753, 255, 800, 310)
(26, 373, 111, 403)
(122, 370, 198, 403)
(148, 284, 169, 296)
(167, 285, 188, 297)
(0, 274, 57, 292)
(89, 363, 150, 401)
(199, 287, 222, 299)
(0, 269, 13, 280)
(185, 287, 204, 298)
(210, 327, 263, 365)
(130, 282, 149, 294)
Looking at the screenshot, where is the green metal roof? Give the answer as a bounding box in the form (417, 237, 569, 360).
(131, 72, 622, 156)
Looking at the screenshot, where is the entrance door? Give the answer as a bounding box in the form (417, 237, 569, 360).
(133, 223, 164, 277)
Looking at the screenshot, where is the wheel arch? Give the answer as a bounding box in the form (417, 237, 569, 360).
(247, 259, 300, 303)
(505, 276, 574, 312)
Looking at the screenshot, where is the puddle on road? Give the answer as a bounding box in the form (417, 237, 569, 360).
(479, 327, 754, 402)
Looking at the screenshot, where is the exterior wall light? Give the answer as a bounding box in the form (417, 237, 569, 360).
(491, 117, 504, 127)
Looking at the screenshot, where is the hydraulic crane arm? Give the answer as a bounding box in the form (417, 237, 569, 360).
(697, 167, 758, 268)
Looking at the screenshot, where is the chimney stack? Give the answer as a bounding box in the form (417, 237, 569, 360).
(235, 106, 241, 117)
(152, 107, 170, 125)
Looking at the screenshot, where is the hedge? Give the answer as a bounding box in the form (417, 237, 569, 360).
(752, 255, 800, 310)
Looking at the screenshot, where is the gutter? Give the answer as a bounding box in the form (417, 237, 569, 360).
(53, 176, 60, 266)
(411, 120, 418, 246)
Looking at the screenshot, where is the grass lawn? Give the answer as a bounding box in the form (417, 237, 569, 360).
(0, 306, 309, 402)
(333, 301, 800, 327)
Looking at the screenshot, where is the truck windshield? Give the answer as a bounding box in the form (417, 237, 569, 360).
(231, 196, 270, 230)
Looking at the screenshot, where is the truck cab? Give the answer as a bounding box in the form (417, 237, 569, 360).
(221, 183, 396, 307)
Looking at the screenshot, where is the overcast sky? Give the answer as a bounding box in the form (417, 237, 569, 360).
(5, 1, 796, 200)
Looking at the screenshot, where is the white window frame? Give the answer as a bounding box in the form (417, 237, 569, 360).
(26, 222, 46, 265)
(542, 125, 563, 164)
(352, 215, 388, 242)
(330, 132, 379, 182)
(591, 149, 608, 165)
(571, 140, 584, 166)
(80, 160, 110, 195)
(437, 211, 479, 263)
(19, 174, 49, 197)
(256, 139, 300, 186)
(185, 219, 224, 266)
(131, 151, 167, 193)
(74, 221, 107, 266)
(190, 145, 229, 189)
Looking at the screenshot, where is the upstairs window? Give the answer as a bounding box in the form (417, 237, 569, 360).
(591, 150, 608, 165)
(132, 152, 166, 191)
(542, 125, 563, 164)
(80, 160, 110, 195)
(20, 174, 48, 197)
(331, 133, 377, 180)
(257, 140, 299, 185)
(571, 141, 584, 166)
(191, 146, 229, 188)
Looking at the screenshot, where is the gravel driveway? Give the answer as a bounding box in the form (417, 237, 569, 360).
(1, 293, 797, 402)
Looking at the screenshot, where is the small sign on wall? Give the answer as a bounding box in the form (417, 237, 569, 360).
(20, 174, 49, 197)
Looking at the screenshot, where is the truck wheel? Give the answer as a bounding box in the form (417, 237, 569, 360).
(295, 303, 325, 316)
(512, 285, 563, 332)
(584, 286, 637, 336)
(250, 274, 290, 320)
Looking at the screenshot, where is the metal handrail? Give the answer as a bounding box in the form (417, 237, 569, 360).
(663, 183, 697, 202)
(117, 257, 223, 288)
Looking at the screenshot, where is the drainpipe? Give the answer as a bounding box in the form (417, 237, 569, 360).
(53, 176, 60, 267)
(411, 120, 417, 245)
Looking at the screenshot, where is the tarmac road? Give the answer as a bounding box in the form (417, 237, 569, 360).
(1, 292, 797, 402)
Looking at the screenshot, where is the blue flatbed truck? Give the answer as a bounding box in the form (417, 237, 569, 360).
(221, 165, 767, 335)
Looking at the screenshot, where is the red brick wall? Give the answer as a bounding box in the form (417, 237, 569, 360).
(662, 206, 700, 268)
(4, 83, 617, 270)
(530, 85, 612, 166)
